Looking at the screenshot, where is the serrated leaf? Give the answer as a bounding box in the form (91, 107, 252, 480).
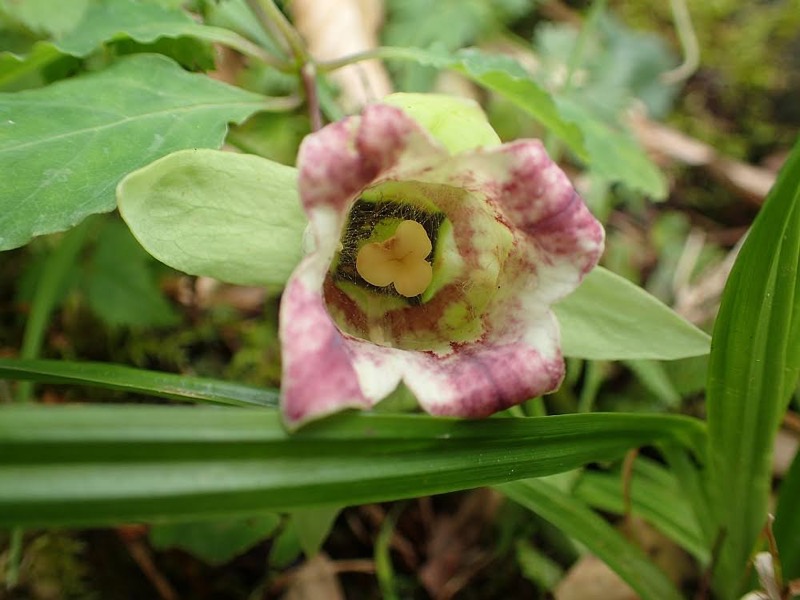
(555, 267, 711, 360)
(149, 514, 281, 565)
(555, 97, 667, 198)
(0, 0, 273, 88)
(117, 149, 306, 287)
(0, 53, 270, 251)
(55, 0, 267, 62)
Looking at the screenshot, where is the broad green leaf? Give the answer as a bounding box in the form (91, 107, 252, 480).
(573, 458, 709, 563)
(0, 405, 705, 527)
(498, 478, 684, 600)
(775, 447, 800, 579)
(554, 267, 711, 360)
(0, 358, 278, 408)
(149, 514, 281, 565)
(117, 149, 306, 287)
(0, 54, 271, 251)
(84, 219, 179, 328)
(706, 137, 800, 599)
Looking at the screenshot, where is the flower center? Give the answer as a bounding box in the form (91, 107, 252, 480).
(356, 220, 433, 297)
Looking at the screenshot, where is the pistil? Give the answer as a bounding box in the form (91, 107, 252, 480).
(356, 220, 433, 297)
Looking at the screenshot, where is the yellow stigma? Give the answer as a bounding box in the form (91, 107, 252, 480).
(356, 220, 433, 297)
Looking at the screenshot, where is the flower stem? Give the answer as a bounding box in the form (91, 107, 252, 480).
(317, 47, 412, 73)
(246, 0, 309, 65)
(301, 62, 323, 131)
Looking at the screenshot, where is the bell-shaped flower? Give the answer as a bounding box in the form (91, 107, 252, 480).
(280, 94, 604, 428)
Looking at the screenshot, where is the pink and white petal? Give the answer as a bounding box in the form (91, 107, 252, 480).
(280, 255, 372, 429)
(420, 140, 604, 302)
(402, 312, 564, 417)
(297, 104, 447, 218)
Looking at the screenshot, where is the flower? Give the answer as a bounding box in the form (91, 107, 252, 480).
(279, 96, 604, 428)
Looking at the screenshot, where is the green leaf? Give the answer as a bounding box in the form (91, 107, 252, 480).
(379, 46, 665, 197)
(775, 447, 800, 580)
(555, 97, 667, 198)
(117, 149, 306, 287)
(452, 49, 587, 160)
(0, 0, 89, 37)
(55, 0, 271, 64)
(0, 53, 270, 251)
(0, 405, 704, 527)
(573, 458, 709, 563)
(498, 478, 684, 600)
(0, 358, 278, 408)
(705, 137, 800, 599)
(554, 267, 711, 360)
(291, 507, 341, 557)
(149, 514, 281, 565)
(84, 219, 178, 328)
(0, 0, 276, 85)
(375, 47, 586, 157)
(623, 359, 681, 407)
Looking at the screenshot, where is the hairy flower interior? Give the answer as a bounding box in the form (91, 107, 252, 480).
(324, 181, 512, 352)
(355, 220, 433, 297)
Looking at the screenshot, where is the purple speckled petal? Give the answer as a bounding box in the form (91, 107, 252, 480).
(281, 104, 445, 428)
(280, 102, 604, 427)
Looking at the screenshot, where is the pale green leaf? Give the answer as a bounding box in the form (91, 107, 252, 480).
(0, 53, 270, 251)
(117, 149, 306, 287)
(555, 267, 711, 360)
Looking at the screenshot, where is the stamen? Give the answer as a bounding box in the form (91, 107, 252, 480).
(356, 220, 433, 297)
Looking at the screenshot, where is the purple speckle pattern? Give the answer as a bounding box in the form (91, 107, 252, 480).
(279, 104, 604, 428)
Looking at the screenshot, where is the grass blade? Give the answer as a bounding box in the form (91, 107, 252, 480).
(0, 358, 278, 408)
(705, 137, 800, 598)
(498, 478, 684, 600)
(0, 405, 704, 527)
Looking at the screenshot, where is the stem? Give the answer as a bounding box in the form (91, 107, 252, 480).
(247, 0, 309, 64)
(5, 528, 23, 589)
(15, 220, 91, 402)
(301, 62, 323, 131)
(662, 0, 699, 85)
(317, 47, 415, 73)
